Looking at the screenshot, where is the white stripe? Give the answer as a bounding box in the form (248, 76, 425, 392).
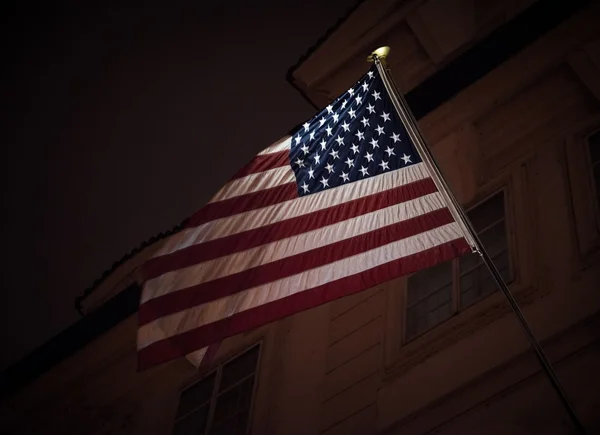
(138, 222, 464, 349)
(141, 192, 447, 302)
(258, 136, 292, 155)
(155, 163, 430, 256)
(185, 347, 208, 367)
(209, 165, 295, 203)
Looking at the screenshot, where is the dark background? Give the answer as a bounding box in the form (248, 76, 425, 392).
(1, 0, 357, 372)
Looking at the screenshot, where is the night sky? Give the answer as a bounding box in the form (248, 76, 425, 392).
(1, 0, 358, 371)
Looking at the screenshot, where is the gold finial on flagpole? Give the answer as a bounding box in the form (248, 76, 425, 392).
(367, 46, 390, 62)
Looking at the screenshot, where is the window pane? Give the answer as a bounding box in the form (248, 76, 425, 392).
(209, 412, 249, 435)
(173, 405, 209, 435)
(406, 259, 453, 340)
(174, 346, 260, 435)
(406, 260, 452, 306)
(587, 131, 600, 208)
(461, 250, 509, 283)
(177, 373, 216, 419)
(458, 249, 479, 271)
(406, 283, 452, 339)
(237, 375, 255, 411)
(209, 416, 237, 435)
(467, 191, 505, 233)
(212, 387, 240, 427)
(210, 377, 255, 435)
(460, 192, 509, 309)
(594, 166, 600, 207)
(459, 262, 506, 308)
(478, 220, 507, 257)
(219, 346, 259, 392)
(588, 130, 600, 165)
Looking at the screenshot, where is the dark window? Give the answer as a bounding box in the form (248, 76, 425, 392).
(173, 345, 260, 435)
(587, 131, 600, 209)
(405, 192, 509, 340)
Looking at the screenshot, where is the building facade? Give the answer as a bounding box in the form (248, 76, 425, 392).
(2, 0, 600, 434)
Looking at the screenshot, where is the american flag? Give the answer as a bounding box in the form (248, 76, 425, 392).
(137, 65, 471, 370)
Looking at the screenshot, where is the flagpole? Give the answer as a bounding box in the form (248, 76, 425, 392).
(369, 47, 587, 434)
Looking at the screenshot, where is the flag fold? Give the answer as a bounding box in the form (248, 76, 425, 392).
(137, 65, 471, 370)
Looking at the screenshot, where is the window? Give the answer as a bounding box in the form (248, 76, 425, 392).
(173, 345, 260, 435)
(565, 126, 600, 259)
(588, 130, 600, 209)
(405, 191, 510, 340)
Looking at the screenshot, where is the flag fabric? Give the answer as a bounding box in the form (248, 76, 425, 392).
(137, 65, 472, 370)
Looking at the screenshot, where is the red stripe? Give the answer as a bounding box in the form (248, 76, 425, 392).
(230, 151, 289, 180)
(185, 182, 297, 228)
(141, 178, 438, 281)
(137, 238, 471, 370)
(139, 208, 455, 325)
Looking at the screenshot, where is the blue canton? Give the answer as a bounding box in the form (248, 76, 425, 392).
(289, 66, 422, 196)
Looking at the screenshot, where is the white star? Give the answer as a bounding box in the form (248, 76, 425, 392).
(365, 151, 374, 162)
(319, 176, 329, 188)
(300, 144, 309, 155)
(325, 163, 335, 174)
(340, 171, 350, 182)
(345, 157, 354, 168)
(341, 99, 347, 109)
(319, 117, 326, 126)
(380, 111, 391, 122)
(341, 121, 350, 132)
(332, 113, 340, 123)
(348, 88, 354, 95)
(325, 126, 333, 136)
(379, 160, 390, 171)
(326, 105, 333, 113)
(355, 95, 363, 105)
(295, 157, 305, 168)
(301, 182, 309, 193)
(335, 135, 344, 146)
(401, 154, 412, 164)
(348, 108, 356, 119)
(385, 146, 395, 157)
(330, 149, 340, 160)
(360, 117, 370, 127)
(372, 91, 381, 101)
(313, 153, 321, 165)
(359, 166, 369, 177)
(362, 82, 369, 92)
(369, 138, 379, 149)
(366, 103, 375, 114)
(350, 143, 359, 154)
(320, 139, 327, 151)
(355, 130, 365, 140)
(294, 134, 302, 145)
(308, 167, 315, 179)
(375, 125, 385, 136)
(390, 132, 401, 143)
(309, 131, 316, 141)
(367, 71, 374, 79)
(303, 122, 310, 132)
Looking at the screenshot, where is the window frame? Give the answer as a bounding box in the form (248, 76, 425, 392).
(584, 129, 600, 221)
(173, 343, 263, 435)
(564, 118, 600, 262)
(402, 189, 514, 343)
